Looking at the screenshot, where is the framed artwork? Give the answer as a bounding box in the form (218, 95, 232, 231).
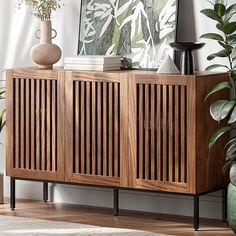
(78, 0, 179, 69)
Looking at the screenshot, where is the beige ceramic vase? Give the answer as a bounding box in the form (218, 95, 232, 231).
(30, 21, 62, 69)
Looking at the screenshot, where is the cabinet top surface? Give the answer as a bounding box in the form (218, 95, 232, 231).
(5, 67, 228, 76)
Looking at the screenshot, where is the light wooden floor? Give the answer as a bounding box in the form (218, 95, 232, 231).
(0, 199, 233, 236)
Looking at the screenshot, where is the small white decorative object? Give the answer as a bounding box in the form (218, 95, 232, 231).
(157, 55, 180, 74)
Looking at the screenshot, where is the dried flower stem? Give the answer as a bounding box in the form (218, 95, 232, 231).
(16, 0, 64, 21)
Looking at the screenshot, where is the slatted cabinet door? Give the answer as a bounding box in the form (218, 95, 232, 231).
(6, 69, 65, 181)
(65, 71, 123, 187)
(125, 75, 191, 193)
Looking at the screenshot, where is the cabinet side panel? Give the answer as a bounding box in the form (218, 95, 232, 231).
(65, 71, 73, 181)
(196, 74, 228, 193)
(120, 76, 129, 187)
(186, 78, 197, 193)
(57, 71, 66, 180)
(6, 70, 14, 176)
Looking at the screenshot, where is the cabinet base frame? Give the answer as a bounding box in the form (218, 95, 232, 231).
(9, 177, 227, 231)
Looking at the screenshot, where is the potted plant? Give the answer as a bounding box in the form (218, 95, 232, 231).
(200, 0, 236, 232)
(16, 0, 63, 68)
(0, 86, 6, 204)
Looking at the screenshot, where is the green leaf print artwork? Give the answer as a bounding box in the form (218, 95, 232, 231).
(78, 0, 178, 69)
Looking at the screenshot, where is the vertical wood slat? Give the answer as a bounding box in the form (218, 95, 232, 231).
(97, 82, 102, 176)
(80, 82, 85, 174)
(103, 83, 108, 176)
(138, 84, 144, 179)
(157, 85, 162, 181)
(14, 79, 20, 169)
(41, 80, 46, 171)
(175, 86, 180, 182)
(168, 85, 173, 182)
(181, 86, 187, 183)
(86, 81, 91, 174)
(74, 81, 80, 173)
(51, 80, 56, 172)
(36, 79, 40, 170)
(137, 84, 144, 179)
(25, 79, 30, 170)
(108, 83, 113, 177)
(31, 79, 35, 170)
(46, 80, 51, 172)
(162, 85, 168, 181)
(144, 84, 150, 180)
(20, 79, 25, 169)
(150, 85, 155, 180)
(92, 82, 96, 175)
(114, 83, 119, 177)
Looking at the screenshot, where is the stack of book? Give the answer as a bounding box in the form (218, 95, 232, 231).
(64, 55, 121, 71)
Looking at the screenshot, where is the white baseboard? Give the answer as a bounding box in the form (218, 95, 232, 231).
(3, 176, 223, 219)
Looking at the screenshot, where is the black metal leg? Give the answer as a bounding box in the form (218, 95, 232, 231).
(10, 177, 15, 211)
(222, 186, 227, 222)
(113, 189, 119, 216)
(43, 182, 48, 203)
(194, 195, 199, 231)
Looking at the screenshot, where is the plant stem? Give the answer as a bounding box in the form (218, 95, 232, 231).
(223, 27, 236, 98)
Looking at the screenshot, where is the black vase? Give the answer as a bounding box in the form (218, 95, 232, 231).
(169, 42, 205, 75)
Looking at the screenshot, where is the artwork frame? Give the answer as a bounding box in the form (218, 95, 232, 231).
(77, 0, 179, 70)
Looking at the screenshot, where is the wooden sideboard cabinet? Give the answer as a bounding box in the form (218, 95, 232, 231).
(5, 68, 229, 230)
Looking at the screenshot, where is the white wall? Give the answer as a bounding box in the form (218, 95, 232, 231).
(0, 0, 233, 219)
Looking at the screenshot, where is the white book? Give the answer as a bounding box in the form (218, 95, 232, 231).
(64, 55, 121, 65)
(64, 63, 121, 71)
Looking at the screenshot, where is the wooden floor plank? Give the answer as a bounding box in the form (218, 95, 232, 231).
(0, 199, 232, 236)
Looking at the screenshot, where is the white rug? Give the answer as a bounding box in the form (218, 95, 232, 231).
(0, 215, 168, 236)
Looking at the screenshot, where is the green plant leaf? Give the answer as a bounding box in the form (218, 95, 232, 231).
(214, 3, 226, 16)
(210, 100, 235, 121)
(200, 33, 224, 41)
(229, 105, 236, 123)
(226, 153, 236, 162)
(225, 136, 236, 149)
(226, 3, 236, 14)
(205, 81, 231, 101)
(223, 161, 232, 175)
(207, 49, 231, 60)
(216, 23, 225, 32)
(228, 34, 236, 45)
(231, 71, 236, 80)
(205, 64, 229, 71)
(206, 64, 229, 71)
(226, 142, 236, 160)
(222, 22, 236, 34)
(201, 9, 220, 21)
(218, 41, 234, 50)
(0, 109, 6, 133)
(230, 163, 236, 186)
(225, 3, 236, 21)
(209, 126, 232, 149)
